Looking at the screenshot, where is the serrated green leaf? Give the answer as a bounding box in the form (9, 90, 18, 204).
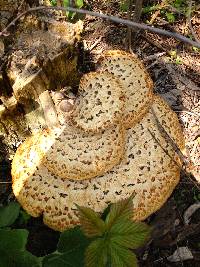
(76, 205, 106, 237)
(43, 248, 85, 267)
(105, 194, 135, 230)
(57, 226, 90, 253)
(110, 220, 151, 249)
(109, 243, 138, 267)
(0, 249, 41, 267)
(43, 226, 90, 267)
(0, 229, 28, 251)
(0, 202, 20, 227)
(85, 238, 108, 267)
(42, 252, 61, 267)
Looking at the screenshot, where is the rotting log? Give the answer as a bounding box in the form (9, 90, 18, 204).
(0, 3, 83, 160)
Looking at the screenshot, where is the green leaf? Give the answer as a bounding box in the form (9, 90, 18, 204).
(76, 0, 84, 8)
(101, 204, 111, 221)
(142, 4, 161, 14)
(85, 238, 108, 267)
(18, 210, 31, 226)
(120, 1, 129, 12)
(43, 227, 90, 267)
(105, 194, 135, 230)
(63, 0, 73, 19)
(57, 226, 90, 253)
(109, 243, 138, 267)
(173, 0, 186, 9)
(0, 202, 20, 227)
(0, 229, 28, 251)
(50, 0, 57, 6)
(165, 12, 175, 23)
(42, 250, 85, 267)
(0, 249, 41, 267)
(76, 205, 106, 237)
(63, 0, 70, 7)
(42, 253, 61, 267)
(110, 220, 151, 249)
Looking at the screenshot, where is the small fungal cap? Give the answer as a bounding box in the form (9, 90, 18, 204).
(70, 71, 126, 132)
(97, 50, 154, 128)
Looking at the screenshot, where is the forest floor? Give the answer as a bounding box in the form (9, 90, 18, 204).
(0, 0, 200, 266)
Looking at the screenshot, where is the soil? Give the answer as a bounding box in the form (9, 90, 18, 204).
(0, 0, 200, 266)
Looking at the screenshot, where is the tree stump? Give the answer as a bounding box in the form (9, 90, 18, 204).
(0, 4, 83, 160)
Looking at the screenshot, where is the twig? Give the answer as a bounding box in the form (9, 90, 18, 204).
(175, 110, 200, 118)
(0, 6, 200, 48)
(89, 36, 102, 51)
(133, 0, 144, 23)
(126, 0, 134, 51)
(163, 62, 200, 91)
(148, 128, 182, 168)
(131, 0, 144, 42)
(148, 125, 200, 190)
(149, 0, 166, 25)
(143, 52, 166, 61)
(187, 0, 200, 43)
(150, 107, 189, 166)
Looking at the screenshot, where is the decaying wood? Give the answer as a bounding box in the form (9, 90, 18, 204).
(0, 0, 23, 31)
(0, 3, 83, 158)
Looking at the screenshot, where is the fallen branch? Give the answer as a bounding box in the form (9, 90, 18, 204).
(149, 109, 200, 189)
(150, 107, 189, 166)
(0, 6, 200, 48)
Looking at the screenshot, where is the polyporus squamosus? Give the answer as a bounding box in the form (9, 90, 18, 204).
(70, 71, 126, 132)
(12, 50, 185, 232)
(97, 50, 154, 128)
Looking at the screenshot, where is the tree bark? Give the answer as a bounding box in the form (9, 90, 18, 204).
(0, 1, 83, 159)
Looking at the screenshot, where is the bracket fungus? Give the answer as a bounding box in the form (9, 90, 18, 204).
(97, 50, 154, 129)
(70, 71, 126, 132)
(12, 50, 185, 231)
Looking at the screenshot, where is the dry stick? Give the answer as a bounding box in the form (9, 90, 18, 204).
(148, 128, 183, 170)
(131, 0, 144, 42)
(149, 110, 200, 190)
(0, 6, 200, 48)
(126, 0, 134, 51)
(187, 0, 200, 43)
(133, 0, 144, 23)
(150, 107, 189, 166)
(149, 0, 166, 25)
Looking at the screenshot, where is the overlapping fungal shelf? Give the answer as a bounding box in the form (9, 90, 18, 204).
(12, 50, 185, 231)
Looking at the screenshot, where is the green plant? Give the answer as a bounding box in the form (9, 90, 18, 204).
(50, 0, 57, 6)
(50, 0, 84, 20)
(0, 196, 151, 267)
(168, 50, 183, 64)
(120, 1, 129, 12)
(142, 0, 188, 24)
(0, 202, 40, 267)
(76, 194, 151, 267)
